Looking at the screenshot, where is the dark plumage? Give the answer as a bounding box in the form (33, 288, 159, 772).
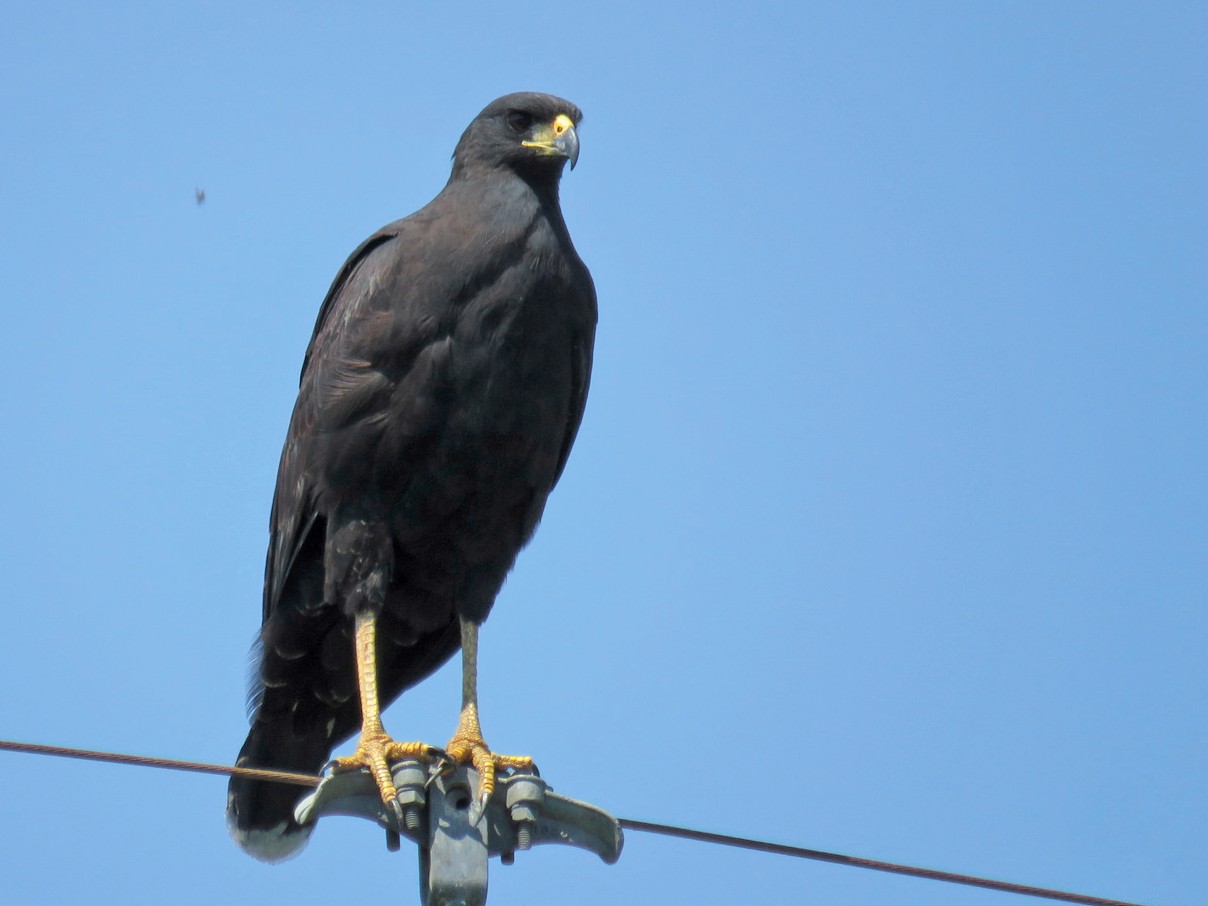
(227, 92, 595, 861)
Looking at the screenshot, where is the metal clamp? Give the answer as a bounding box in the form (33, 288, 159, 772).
(295, 759, 623, 906)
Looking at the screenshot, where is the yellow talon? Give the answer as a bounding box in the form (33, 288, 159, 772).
(447, 703, 534, 802)
(331, 732, 431, 804)
(333, 611, 438, 810)
(448, 619, 536, 804)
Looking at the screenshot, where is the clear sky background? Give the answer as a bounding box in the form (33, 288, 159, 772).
(1, 4, 1204, 905)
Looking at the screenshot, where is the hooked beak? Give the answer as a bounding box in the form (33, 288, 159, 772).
(522, 113, 580, 170)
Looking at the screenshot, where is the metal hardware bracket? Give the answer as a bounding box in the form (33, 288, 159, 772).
(295, 759, 623, 906)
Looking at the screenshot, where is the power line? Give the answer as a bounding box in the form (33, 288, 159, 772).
(0, 738, 318, 786)
(617, 819, 1146, 906)
(0, 738, 1148, 906)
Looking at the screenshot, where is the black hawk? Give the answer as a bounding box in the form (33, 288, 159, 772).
(227, 92, 595, 861)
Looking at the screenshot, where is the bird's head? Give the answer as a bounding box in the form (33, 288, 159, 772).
(451, 92, 583, 183)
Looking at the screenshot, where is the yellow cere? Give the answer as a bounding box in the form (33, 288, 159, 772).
(522, 113, 577, 154)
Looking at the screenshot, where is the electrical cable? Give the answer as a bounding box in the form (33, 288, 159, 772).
(0, 738, 1148, 906)
(617, 818, 1145, 906)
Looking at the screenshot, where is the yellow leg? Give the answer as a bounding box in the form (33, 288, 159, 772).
(446, 616, 534, 807)
(331, 611, 433, 813)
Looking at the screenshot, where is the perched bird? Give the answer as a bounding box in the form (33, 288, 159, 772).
(227, 92, 595, 862)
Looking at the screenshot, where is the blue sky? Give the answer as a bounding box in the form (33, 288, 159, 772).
(1, 3, 1204, 904)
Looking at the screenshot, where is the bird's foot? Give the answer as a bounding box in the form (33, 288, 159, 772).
(329, 729, 439, 825)
(446, 725, 535, 815)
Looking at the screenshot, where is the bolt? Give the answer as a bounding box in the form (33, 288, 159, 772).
(506, 773, 545, 852)
(516, 821, 533, 851)
(404, 805, 422, 833)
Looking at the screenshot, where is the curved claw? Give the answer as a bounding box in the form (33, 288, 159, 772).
(470, 791, 488, 827)
(387, 796, 407, 829)
(319, 758, 343, 777)
(328, 733, 437, 816)
(426, 750, 457, 786)
(424, 745, 452, 767)
(447, 738, 536, 808)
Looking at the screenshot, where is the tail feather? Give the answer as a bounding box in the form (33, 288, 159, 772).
(228, 614, 464, 861)
(226, 711, 336, 862)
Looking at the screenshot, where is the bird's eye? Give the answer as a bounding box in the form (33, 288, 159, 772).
(506, 110, 534, 133)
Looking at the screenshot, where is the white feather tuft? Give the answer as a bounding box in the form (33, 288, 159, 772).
(226, 807, 312, 863)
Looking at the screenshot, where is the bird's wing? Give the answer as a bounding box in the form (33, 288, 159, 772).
(262, 221, 415, 623)
(298, 226, 404, 383)
(551, 280, 596, 486)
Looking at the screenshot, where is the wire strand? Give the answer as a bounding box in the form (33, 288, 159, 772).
(0, 738, 1147, 906)
(617, 818, 1146, 906)
(0, 739, 318, 787)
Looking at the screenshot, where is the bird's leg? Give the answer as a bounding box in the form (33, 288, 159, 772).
(330, 610, 434, 821)
(446, 615, 535, 810)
